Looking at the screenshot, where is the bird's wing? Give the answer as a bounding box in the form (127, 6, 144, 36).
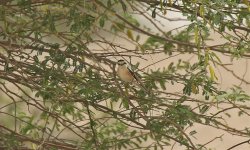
(127, 67, 140, 81)
(127, 67, 149, 93)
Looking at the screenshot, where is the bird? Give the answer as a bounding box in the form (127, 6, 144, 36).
(117, 59, 140, 82)
(117, 59, 149, 92)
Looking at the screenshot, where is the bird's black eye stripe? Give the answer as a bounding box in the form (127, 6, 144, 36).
(118, 62, 126, 65)
(117, 60, 126, 65)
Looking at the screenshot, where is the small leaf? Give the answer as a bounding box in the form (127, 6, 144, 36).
(152, 8, 156, 18)
(225, 113, 231, 118)
(168, 62, 174, 70)
(122, 98, 129, 109)
(194, 26, 199, 45)
(209, 65, 218, 81)
(136, 137, 142, 143)
(199, 5, 205, 17)
(154, 144, 157, 150)
(130, 130, 136, 136)
(99, 16, 105, 27)
(107, 0, 111, 7)
(33, 55, 39, 63)
(130, 109, 136, 120)
(238, 110, 244, 116)
(191, 84, 199, 94)
(189, 130, 197, 136)
(160, 0, 163, 10)
(127, 29, 134, 40)
(205, 50, 209, 66)
(136, 35, 140, 42)
(210, 52, 222, 63)
(200, 105, 209, 114)
(118, 0, 127, 12)
(159, 80, 166, 90)
(168, 0, 172, 6)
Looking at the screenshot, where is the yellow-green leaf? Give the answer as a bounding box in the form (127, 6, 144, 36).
(138, 45, 146, 53)
(127, 29, 134, 40)
(122, 98, 129, 109)
(205, 50, 209, 66)
(199, 5, 205, 18)
(160, 0, 163, 11)
(243, 0, 250, 11)
(210, 52, 222, 63)
(191, 84, 199, 94)
(168, 0, 172, 6)
(209, 65, 218, 81)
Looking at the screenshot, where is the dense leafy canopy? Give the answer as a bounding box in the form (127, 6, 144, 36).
(0, 0, 249, 149)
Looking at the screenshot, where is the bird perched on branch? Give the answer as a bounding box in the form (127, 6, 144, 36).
(117, 59, 140, 82)
(117, 59, 148, 92)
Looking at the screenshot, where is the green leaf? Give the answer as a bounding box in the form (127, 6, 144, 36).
(158, 80, 166, 90)
(122, 98, 129, 109)
(130, 130, 136, 136)
(209, 65, 218, 81)
(200, 105, 209, 114)
(199, 5, 205, 18)
(168, 0, 172, 6)
(107, 0, 112, 8)
(152, 8, 156, 18)
(118, 0, 127, 12)
(160, 0, 163, 10)
(136, 35, 140, 42)
(127, 29, 134, 40)
(99, 16, 106, 27)
(191, 83, 199, 94)
(210, 52, 222, 63)
(189, 130, 197, 136)
(194, 26, 199, 45)
(154, 144, 158, 150)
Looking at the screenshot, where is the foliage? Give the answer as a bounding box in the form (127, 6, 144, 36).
(0, 0, 249, 149)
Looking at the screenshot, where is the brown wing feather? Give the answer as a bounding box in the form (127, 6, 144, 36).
(127, 67, 149, 93)
(127, 67, 140, 81)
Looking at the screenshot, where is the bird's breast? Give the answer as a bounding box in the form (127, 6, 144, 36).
(117, 67, 134, 82)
